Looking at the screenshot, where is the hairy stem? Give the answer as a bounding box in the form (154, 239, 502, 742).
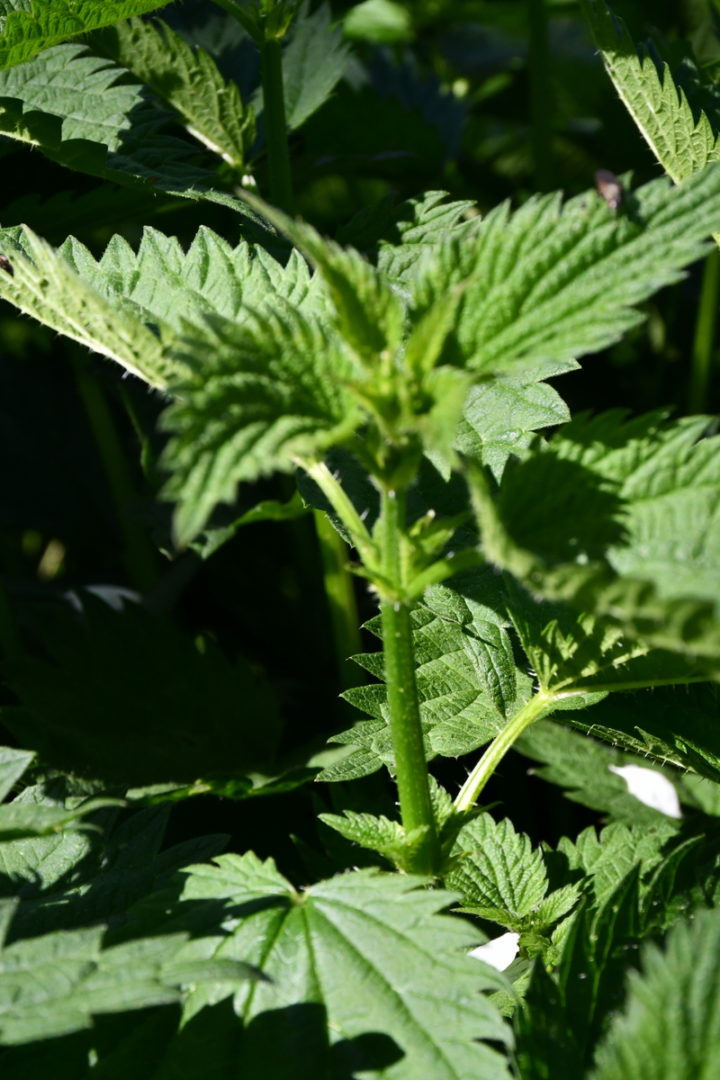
(454, 691, 556, 812)
(379, 487, 439, 874)
(297, 459, 377, 568)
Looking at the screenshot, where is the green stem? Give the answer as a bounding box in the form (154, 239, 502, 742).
(260, 36, 294, 212)
(297, 459, 377, 569)
(689, 247, 720, 413)
(454, 690, 556, 812)
(312, 508, 363, 688)
(379, 487, 439, 874)
(73, 360, 158, 592)
(528, 0, 553, 191)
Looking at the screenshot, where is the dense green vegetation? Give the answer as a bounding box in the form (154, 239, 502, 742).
(1, 1, 720, 1076)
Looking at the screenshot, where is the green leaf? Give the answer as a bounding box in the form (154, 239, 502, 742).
(0, 791, 227, 940)
(322, 604, 529, 781)
(161, 305, 360, 545)
(412, 163, 720, 378)
(557, 821, 677, 906)
(0, 925, 260, 1045)
(280, 219, 406, 366)
(447, 813, 549, 928)
(455, 378, 570, 480)
(0, 222, 321, 389)
(319, 779, 470, 873)
(376, 192, 478, 282)
(0, 0, 170, 70)
(318, 810, 431, 871)
(190, 489, 309, 560)
(517, 872, 643, 1077)
(165, 854, 514, 1079)
(344, 0, 413, 45)
(555, 683, 720, 785)
(0, 795, 120, 843)
(58, 223, 321, 335)
(0, 225, 171, 388)
(338, 190, 477, 283)
(0, 42, 215, 186)
(96, 17, 256, 171)
(0, 748, 33, 802)
(581, 0, 720, 185)
(516, 719, 687, 825)
(0, 42, 268, 220)
(471, 411, 720, 674)
(280, 0, 350, 130)
(592, 907, 720, 1079)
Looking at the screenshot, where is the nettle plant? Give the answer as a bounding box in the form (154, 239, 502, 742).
(2, 0, 720, 1076)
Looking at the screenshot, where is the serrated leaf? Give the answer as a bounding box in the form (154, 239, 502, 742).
(581, 0, 720, 185)
(455, 378, 570, 480)
(319, 781, 469, 873)
(557, 683, 720, 786)
(97, 17, 255, 170)
(318, 810, 429, 870)
(169, 854, 514, 1079)
(470, 411, 720, 674)
(447, 813, 549, 928)
(592, 907, 720, 1079)
(0, 0, 169, 70)
(161, 306, 360, 545)
(190, 489, 309, 560)
(516, 719, 688, 827)
(0, 783, 96, 895)
(0, 42, 268, 220)
(0, 790, 227, 941)
(0, 925, 259, 1045)
(58, 224, 322, 335)
(277, 216, 407, 367)
(0, 225, 171, 388)
(0, 42, 216, 188)
(516, 871, 645, 1078)
(557, 821, 676, 905)
(323, 605, 528, 781)
(339, 190, 477, 283)
(0, 216, 325, 388)
(532, 884, 581, 931)
(412, 164, 720, 378)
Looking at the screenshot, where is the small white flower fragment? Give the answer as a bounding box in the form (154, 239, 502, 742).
(608, 764, 682, 819)
(469, 932, 520, 972)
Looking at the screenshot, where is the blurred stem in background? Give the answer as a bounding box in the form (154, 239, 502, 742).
(255, 12, 363, 685)
(689, 247, 720, 414)
(528, 0, 554, 191)
(73, 358, 159, 593)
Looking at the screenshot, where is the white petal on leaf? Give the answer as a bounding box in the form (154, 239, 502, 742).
(608, 764, 682, 819)
(469, 932, 520, 972)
